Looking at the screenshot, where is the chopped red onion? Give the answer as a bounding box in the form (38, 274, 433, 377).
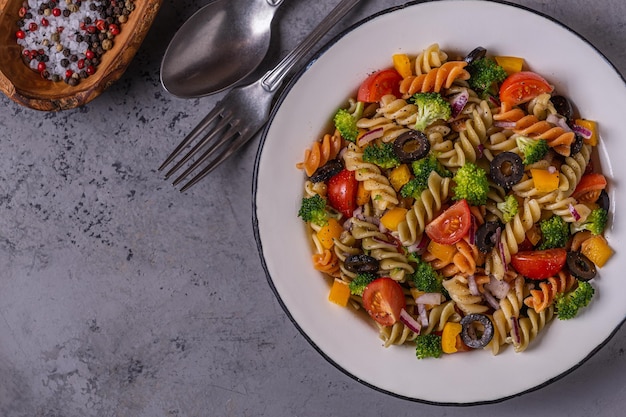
(450, 89, 469, 118)
(468, 215, 477, 245)
(485, 274, 511, 299)
(499, 240, 508, 272)
(546, 114, 572, 132)
(414, 292, 444, 305)
(510, 317, 521, 345)
(494, 120, 517, 129)
(417, 303, 429, 327)
(476, 144, 485, 160)
(568, 203, 581, 221)
(482, 287, 501, 310)
(357, 127, 384, 147)
(399, 308, 422, 334)
(468, 275, 480, 296)
(407, 234, 428, 254)
(548, 165, 557, 174)
(572, 123, 592, 140)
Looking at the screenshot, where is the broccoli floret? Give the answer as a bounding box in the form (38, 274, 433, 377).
(410, 92, 452, 132)
(555, 281, 595, 320)
(467, 57, 508, 96)
(452, 162, 490, 206)
(297, 194, 328, 227)
(415, 333, 443, 359)
(412, 257, 444, 293)
(516, 136, 549, 165)
(333, 101, 365, 142)
(570, 208, 608, 236)
(538, 215, 569, 250)
(363, 142, 400, 169)
(401, 154, 451, 198)
(349, 273, 376, 296)
(497, 194, 519, 223)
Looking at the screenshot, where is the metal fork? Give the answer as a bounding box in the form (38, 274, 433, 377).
(159, 0, 361, 191)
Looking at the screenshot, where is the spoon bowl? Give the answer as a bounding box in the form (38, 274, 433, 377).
(161, 0, 284, 98)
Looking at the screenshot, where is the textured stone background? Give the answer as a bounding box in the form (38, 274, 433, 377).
(0, 1, 624, 416)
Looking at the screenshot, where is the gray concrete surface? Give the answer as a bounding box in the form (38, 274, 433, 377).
(0, 0, 624, 416)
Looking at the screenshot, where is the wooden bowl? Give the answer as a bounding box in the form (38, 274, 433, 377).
(0, 0, 163, 111)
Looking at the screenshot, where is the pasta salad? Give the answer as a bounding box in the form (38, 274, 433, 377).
(296, 44, 612, 358)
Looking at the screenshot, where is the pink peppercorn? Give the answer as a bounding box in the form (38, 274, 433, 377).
(16, 30, 26, 39)
(37, 62, 46, 72)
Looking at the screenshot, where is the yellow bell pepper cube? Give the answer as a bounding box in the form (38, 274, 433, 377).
(389, 164, 412, 192)
(328, 279, 351, 307)
(495, 56, 525, 75)
(442, 322, 463, 354)
(317, 218, 343, 249)
(427, 240, 456, 264)
(581, 235, 613, 268)
(392, 53, 412, 79)
(531, 168, 559, 193)
(575, 119, 598, 146)
(356, 181, 371, 206)
(381, 207, 408, 231)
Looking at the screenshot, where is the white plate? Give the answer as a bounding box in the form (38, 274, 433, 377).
(253, 0, 626, 404)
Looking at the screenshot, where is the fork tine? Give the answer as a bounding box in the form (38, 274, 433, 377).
(171, 123, 242, 187)
(178, 128, 256, 192)
(163, 114, 234, 180)
(158, 105, 224, 172)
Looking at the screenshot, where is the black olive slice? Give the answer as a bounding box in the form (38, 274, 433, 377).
(464, 47, 487, 65)
(490, 152, 524, 188)
(393, 130, 430, 163)
(309, 159, 343, 183)
(566, 251, 596, 281)
(597, 189, 610, 212)
(551, 95, 574, 121)
(344, 254, 380, 274)
(475, 221, 503, 254)
(570, 133, 584, 156)
(460, 313, 494, 349)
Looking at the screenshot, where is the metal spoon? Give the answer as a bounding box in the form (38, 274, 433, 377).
(160, 0, 285, 98)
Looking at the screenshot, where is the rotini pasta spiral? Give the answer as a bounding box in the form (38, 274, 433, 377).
(399, 61, 471, 96)
(414, 43, 448, 76)
(523, 270, 577, 312)
(296, 129, 343, 176)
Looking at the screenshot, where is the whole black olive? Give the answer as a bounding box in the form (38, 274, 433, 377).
(309, 159, 343, 183)
(475, 221, 503, 254)
(566, 251, 596, 281)
(597, 189, 610, 212)
(344, 254, 380, 274)
(464, 47, 487, 65)
(551, 95, 575, 121)
(569, 133, 584, 156)
(460, 313, 494, 349)
(490, 152, 524, 188)
(393, 131, 430, 163)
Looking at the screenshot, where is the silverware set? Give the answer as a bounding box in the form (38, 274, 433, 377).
(158, 0, 361, 191)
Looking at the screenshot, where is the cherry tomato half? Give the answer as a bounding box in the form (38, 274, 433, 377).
(425, 199, 472, 245)
(327, 169, 358, 218)
(572, 173, 607, 202)
(362, 277, 406, 326)
(510, 248, 567, 280)
(499, 71, 553, 106)
(357, 69, 403, 103)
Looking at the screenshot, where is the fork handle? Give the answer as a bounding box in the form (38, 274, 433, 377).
(261, 0, 361, 92)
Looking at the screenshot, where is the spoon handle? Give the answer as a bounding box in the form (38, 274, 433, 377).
(261, 0, 360, 92)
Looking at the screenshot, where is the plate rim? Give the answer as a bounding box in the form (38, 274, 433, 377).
(252, 0, 626, 405)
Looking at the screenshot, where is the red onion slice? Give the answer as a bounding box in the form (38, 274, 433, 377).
(468, 275, 480, 296)
(399, 308, 422, 334)
(450, 89, 469, 118)
(414, 292, 444, 305)
(357, 127, 384, 147)
(494, 120, 517, 129)
(572, 123, 592, 140)
(568, 203, 581, 221)
(482, 287, 501, 310)
(510, 317, 521, 345)
(485, 274, 511, 299)
(546, 114, 572, 132)
(417, 303, 429, 327)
